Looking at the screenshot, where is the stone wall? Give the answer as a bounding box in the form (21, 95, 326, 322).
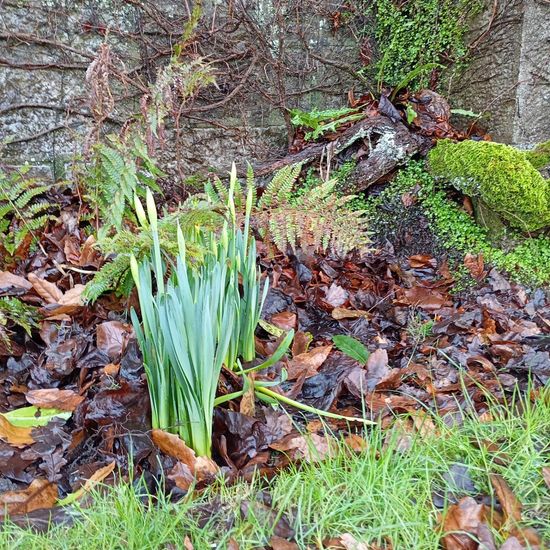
(1, 0, 549, 184)
(449, 0, 550, 147)
(0, 0, 362, 181)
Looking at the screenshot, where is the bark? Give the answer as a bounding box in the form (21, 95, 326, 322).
(252, 114, 429, 191)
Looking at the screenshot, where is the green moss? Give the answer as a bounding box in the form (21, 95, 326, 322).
(525, 140, 550, 170)
(367, 161, 550, 287)
(428, 140, 550, 232)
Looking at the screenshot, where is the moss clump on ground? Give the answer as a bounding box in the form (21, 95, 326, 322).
(428, 140, 550, 232)
(365, 161, 550, 287)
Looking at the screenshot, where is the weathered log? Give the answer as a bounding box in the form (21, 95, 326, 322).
(252, 114, 429, 192)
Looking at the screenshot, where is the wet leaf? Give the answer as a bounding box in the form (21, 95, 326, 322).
(490, 474, 522, 525)
(27, 273, 63, 304)
(339, 534, 371, 550)
(151, 429, 218, 479)
(286, 345, 332, 380)
(0, 271, 32, 294)
(2, 406, 71, 427)
(270, 311, 297, 331)
(291, 331, 313, 356)
(402, 286, 450, 310)
(441, 496, 487, 550)
(0, 414, 34, 447)
(324, 283, 348, 308)
(26, 389, 84, 412)
(331, 307, 368, 320)
(0, 478, 58, 518)
(269, 535, 299, 550)
(58, 285, 86, 306)
(57, 461, 116, 506)
(366, 349, 390, 386)
(464, 253, 486, 281)
(96, 320, 133, 360)
(270, 433, 334, 462)
(167, 461, 195, 491)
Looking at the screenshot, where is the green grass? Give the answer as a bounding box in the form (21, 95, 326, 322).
(1, 386, 549, 549)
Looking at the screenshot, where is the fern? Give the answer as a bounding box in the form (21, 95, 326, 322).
(84, 136, 162, 237)
(207, 165, 370, 256)
(83, 200, 225, 302)
(0, 297, 38, 353)
(0, 165, 57, 257)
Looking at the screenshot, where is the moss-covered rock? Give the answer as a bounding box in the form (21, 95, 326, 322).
(525, 140, 550, 171)
(428, 139, 550, 232)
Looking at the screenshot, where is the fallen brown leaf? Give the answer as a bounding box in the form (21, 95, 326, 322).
(286, 345, 332, 380)
(183, 535, 194, 550)
(344, 433, 368, 452)
(0, 271, 32, 294)
(366, 349, 390, 387)
(167, 461, 194, 491)
(409, 254, 437, 269)
(291, 331, 313, 356)
(26, 388, 85, 412)
(338, 533, 370, 550)
(96, 320, 133, 360)
(0, 414, 34, 447)
(331, 307, 368, 320)
(270, 433, 334, 462)
(0, 478, 58, 518)
(464, 253, 486, 281)
(402, 286, 450, 311)
(28, 273, 63, 304)
(543, 467, 550, 490)
(441, 496, 487, 550)
(490, 474, 541, 547)
(270, 311, 297, 331)
(240, 375, 256, 417)
(151, 429, 218, 479)
(324, 283, 348, 308)
(490, 474, 522, 525)
(58, 284, 86, 306)
(269, 535, 299, 550)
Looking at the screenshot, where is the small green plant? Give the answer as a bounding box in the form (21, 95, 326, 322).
(406, 312, 434, 345)
(0, 297, 38, 353)
(353, 0, 481, 89)
(525, 140, 550, 170)
(332, 334, 370, 364)
(130, 191, 236, 457)
(0, 164, 57, 258)
(428, 139, 550, 232)
(289, 107, 363, 141)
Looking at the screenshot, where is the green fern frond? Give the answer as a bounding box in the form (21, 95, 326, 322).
(224, 164, 370, 256)
(0, 297, 38, 352)
(83, 202, 225, 301)
(0, 166, 57, 259)
(84, 136, 163, 235)
(258, 164, 301, 208)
